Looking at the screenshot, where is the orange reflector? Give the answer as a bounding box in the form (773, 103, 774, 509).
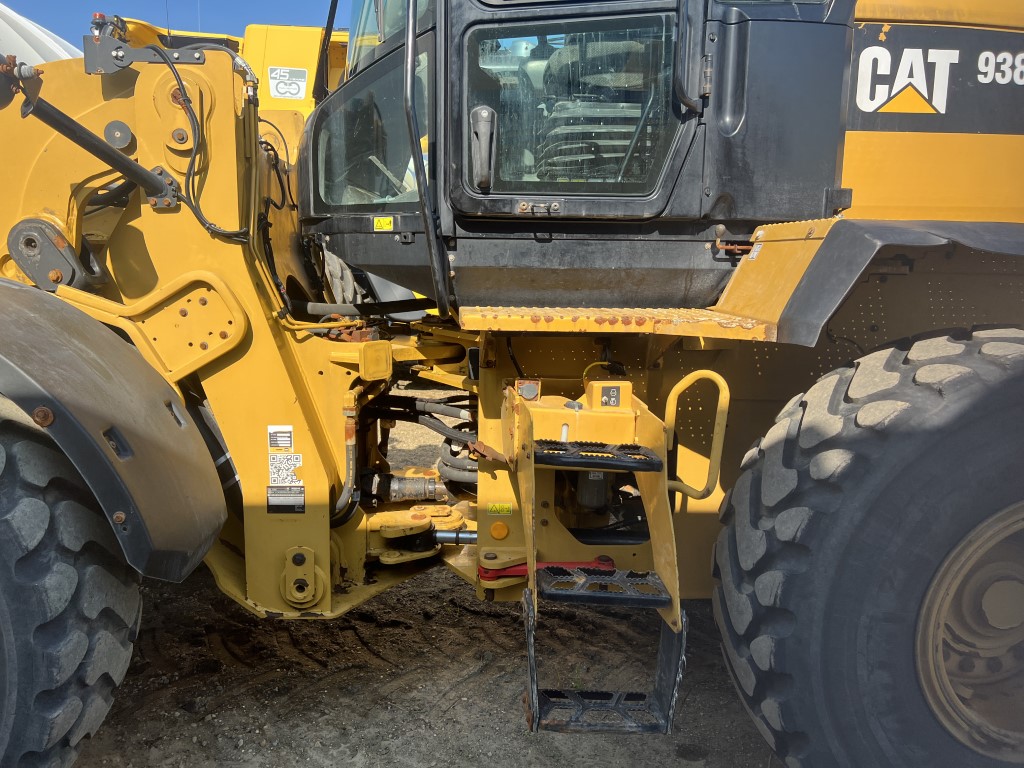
(490, 521, 510, 540)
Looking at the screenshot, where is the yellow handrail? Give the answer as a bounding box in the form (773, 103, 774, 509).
(663, 370, 730, 502)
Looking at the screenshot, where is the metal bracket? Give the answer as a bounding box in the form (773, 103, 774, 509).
(145, 166, 182, 210)
(83, 35, 205, 75)
(7, 218, 107, 291)
(515, 199, 564, 216)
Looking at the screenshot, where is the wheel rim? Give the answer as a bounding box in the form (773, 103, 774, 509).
(917, 502, 1024, 763)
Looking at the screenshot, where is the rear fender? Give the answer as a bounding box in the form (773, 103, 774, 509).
(0, 279, 226, 581)
(778, 221, 1024, 346)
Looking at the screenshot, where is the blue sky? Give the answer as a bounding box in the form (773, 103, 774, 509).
(4, 1, 350, 46)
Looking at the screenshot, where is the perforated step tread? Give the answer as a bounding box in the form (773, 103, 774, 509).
(534, 688, 666, 734)
(537, 566, 671, 608)
(533, 440, 663, 473)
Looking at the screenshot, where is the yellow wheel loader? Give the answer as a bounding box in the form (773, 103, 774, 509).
(0, 1, 1022, 765)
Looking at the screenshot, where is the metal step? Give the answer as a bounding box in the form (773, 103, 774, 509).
(524, 589, 687, 734)
(533, 440, 663, 473)
(537, 565, 671, 608)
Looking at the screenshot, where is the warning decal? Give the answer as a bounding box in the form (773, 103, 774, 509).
(268, 67, 308, 100)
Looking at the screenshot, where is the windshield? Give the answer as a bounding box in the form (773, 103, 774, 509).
(318, 46, 432, 209)
(347, 0, 431, 77)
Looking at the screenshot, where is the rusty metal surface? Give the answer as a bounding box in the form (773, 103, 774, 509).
(460, 306, 775, 340)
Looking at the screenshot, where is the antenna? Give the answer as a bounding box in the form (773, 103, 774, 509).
(164, 0, 172, 44)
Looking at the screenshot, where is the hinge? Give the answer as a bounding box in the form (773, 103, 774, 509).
(701, 54, 713, 97)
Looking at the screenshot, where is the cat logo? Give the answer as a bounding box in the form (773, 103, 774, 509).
(856, 47, 960, 114)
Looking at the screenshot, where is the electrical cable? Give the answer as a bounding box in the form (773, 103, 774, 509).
(258, 118, 298, 208)
(506, 336, 525, 378)
(145, 44, 249, 243)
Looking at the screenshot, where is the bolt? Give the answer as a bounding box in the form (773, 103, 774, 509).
(156, 168, 163, 175)
(31, 406, 54, 427)
(194, 52, 202, 60)
(198, 297, 208, 306)
(483, 552, 497, 561)
(293, 578, 309, 593)
(172, 128, 188, 144)
(48, 269, 64, 283)
(219, 330, 229, 339)
(165, 177, 174, 186)
(540, 519, 549, 526)
(199, 341, 209, 350)
(704, 187, 711, 196)
(179, 308, 189, 317)
(709, 32, 717, 42)
(162, 198, 173, 207)
(112, 511, 126, 524)
(172, 52, 180, 60)
(551, 202, 560, 212)
(148, 197, 158, 207)
(292, 553, 306, 566)
(518, 201, 529, 212)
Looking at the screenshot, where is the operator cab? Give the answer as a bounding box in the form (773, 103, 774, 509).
(300, 0, 856, 311)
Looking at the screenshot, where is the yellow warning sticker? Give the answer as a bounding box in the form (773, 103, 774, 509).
(487, 503, 513, 515)
(373, 216, 394, 232)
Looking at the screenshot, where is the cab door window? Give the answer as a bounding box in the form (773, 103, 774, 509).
(465, 16, 676, 196)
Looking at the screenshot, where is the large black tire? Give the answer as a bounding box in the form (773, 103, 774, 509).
(714, 328, 1024, 767)
(0, 402, 141, 767)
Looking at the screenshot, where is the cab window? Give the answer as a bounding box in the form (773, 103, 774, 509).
(465, 15, 676, 196)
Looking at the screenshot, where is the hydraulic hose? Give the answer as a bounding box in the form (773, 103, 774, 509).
(437, 462, 478, 485)
(292, 298, 436, 318)
(331, 406, 361, 527)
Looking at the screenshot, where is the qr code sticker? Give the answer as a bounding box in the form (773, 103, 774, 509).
(269, 453, 302, 486)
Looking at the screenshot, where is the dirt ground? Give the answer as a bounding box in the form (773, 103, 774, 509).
(77, 389, 774, 768)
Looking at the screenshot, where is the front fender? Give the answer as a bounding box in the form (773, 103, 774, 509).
(0, 279, 226, 581)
